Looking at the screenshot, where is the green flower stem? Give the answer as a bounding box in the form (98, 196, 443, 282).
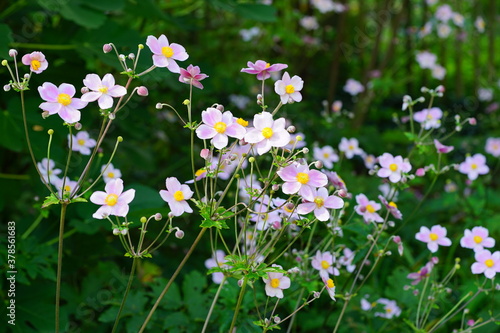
(416, 266, 431, 329)
(286, 288, 305, 333)
(201, 276, 227, 333)
(229, 275, 248, 333)
(111, 257, 138, 333)
(138, 227, 207, 333)
(55, 203, 68, 333)
(21, 211, 45, 240)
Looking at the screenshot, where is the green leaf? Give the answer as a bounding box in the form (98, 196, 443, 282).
(234, 4, 277, 22)
(70, 196, 88, 203)
(182, 270, 209, 320)
(41, 193, 60, 208)
(0, 110, 25, 152)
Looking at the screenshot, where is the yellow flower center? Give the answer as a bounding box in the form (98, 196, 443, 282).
(426, 114, 433, 120)
(57, 93, 72, 106)
(388, 202, 397, 208)
(429, 233, 439, 241)
(265, 63, 271, 68)
(195, 168, 207, 177)
(107, 172, 115, 178)
(31, 59, 41, 70)
(473, 235, 483, 244)
(366, 204, 375, 213)
(471, 163, 477, 170)
(386, 308, 393, 313)
(98, 86, 108, 94)
(348, 145, 354, 150)
(236, 118, 248, 127)
(161, 46, 174, 58)
(285, 84, 295, 94)
(485, 259, 494, 268)
(173, 190, 184, 201)
(63, 185, 71, 192)
(327, 279, 335, 289)
(321, 260, 330, 269)
(270, 278, 280, 288)
(314, 196, 324, 208)
(389, 163, 398, 172)
(323, 153, 330, 158)
(105, 193, 118, 206)
(78, 139, 86, 146)
(296, 172, 309, 184)
(214, 121, 227, 134)
(262, 127, 273, 139)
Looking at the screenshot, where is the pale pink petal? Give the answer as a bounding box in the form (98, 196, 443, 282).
(39, 102, 62, 115)
(101, 73, 115, 87)
(427, 242, 438, 253)
(93, 205, 112, 219)
(315, 207, 330, 221)
(83, 74, 102, 91)
(38, 82, 59, 101)
(297, 202, 315, 214)
(202, 108, 222, 126)
(212, 133, 229, 149)
(152, 54, 169, 68)
(107, 85, 127, 97)
(196, 125, 217, 140)
(58, 107, 81, 123)
(81, 91, 102, 102)
(89, 191, 107, 205)
(165, 177, 181, 192)
(170, 43, 188, 61)
(268, 130, 290, 148)
(282, 181, 301, 195)
(119, 189, 136, 204)
(59, 83, 76, 97)
(225, 123, 246, 139)
(256, 139, 272, 155)
(146, 35, 162, 54)
(98, 94, 114, 109)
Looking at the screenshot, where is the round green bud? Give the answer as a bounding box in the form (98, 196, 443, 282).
(140, 216, 147, 223)
(138, 44, 144, 49)
(248, 157, 255, 163)
(1, 60, 7, 66)
(183, 99, 190, 105)
(48, 129, 54, 135)
(117, 136, 123, 142)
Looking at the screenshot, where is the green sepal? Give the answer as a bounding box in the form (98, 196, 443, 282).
(42, 193, 60, 208)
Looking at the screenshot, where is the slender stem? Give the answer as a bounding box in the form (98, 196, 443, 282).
(55, 203, 68, 333)
(21, 212, 45, 240)
(138, 227, 207, 333)
(112, 257, 138, 333)
(229, 276, 248, 332)
(201, 276, 226, 333)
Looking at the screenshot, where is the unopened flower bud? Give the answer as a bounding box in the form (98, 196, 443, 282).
(48, 129, 54, 135)
(248, 157, 255, 163)
(200, 148, 210, 160)
(287, 125, 296, 133)
(175, 229, 184, 239)
(435, 85, 445, 93)
(137, 86, 148, 96)
(1, 60, 7, 66)
(113, 228, 120, 235)
(332, 100, 342, 112)
(274, 316, 281, 324)
(128, 53, 135, 60)
(3, 84, 11, 92)
(388, 221, 395, 228)
(257, 94, 263, 101)
(216, 104, 224, 111)
(431, 256, 439, 264)
(393, 236, 401, 244)
(8, 49, 17, 57)
(119, 54, 126, 61)
(337, 189, 348, 198)
(272, 184, 280, 191)
(302, 147, 309, 154)
(313, 291, 320, 299)
(121, 228, 128, 235)
(138, 44, 144, 49)
(140, 216, 147, 223)
(238, 279, 244, 287)
(296, 135, 303, 141)
(103, 43, 112, 53)
(108, 113, 116, 120)
(314, 160, 323, 169)
(156, 103, 163, 109)
(117, 136, 123, 142)
(416, 168, 426, 177)
(42, 111, 50, 119)
(154, 213, 162, 221)
(81, 87, 89, 94)
(417, 96, 425, 103)
(420, 86, 429, 93)
(74, 122, 82, 130)
(468, 118, 477, 125)
(182, 99, 190, 105)
(168, 212, 175, 219)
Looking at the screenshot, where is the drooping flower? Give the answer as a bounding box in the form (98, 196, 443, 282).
(277, 162, 327, 198)
(471, 250, 500, 279)
(355, 194, 383, 223)
(378, 195, 402, 220)
(458, 154, 489, 181)
(21, 51, 48, 74)
(68, 131, 96, 155)
(407, 261, 434, 285)
(37, 158, 62, 185)
(343, 78, 364, 96)
(262, 264, 291, 298)
(338, 248, 356, 273)
(195, 107, 246, 149)
(313, 145, 339, 169)
(434, 139, 454, 154)
(413, 107, 443, 129)
(374, 298, 402, 319)
(323, 277, 336, 301)
(146, 34, 189, 73)
(485, 138, 500, 157)
(204, 250, 229, 284)
(311, 250, 339, 278)
(38, 82, 88, 123)
(475, 16, 485, 33)
(240, 60, 288, 80)
(297, 187, 344, 222)
(159, 177, 193, 216)
(338, 137, 363, 159)
(274, 72, 304, 104)
(101, 163, 122, 183)
(376, 153, 412, 183)
(89, 178, 136, 219)
(178, 64, 208, 89)
(81, 73, 127, 109)
(415, 225, 452, 253)
(244, 111, 290, 155)
(460, 227, 495, 252)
